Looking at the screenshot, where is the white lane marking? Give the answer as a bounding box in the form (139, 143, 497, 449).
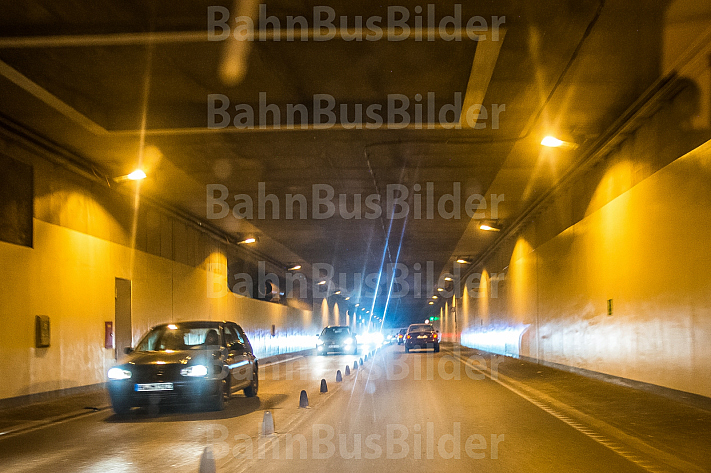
(0, 408, 107, 440)
(452, 351, 688, 473)
(262, 355, 304, 367)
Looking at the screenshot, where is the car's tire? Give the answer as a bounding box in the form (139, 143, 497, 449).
(111, 400, 131, 416)
(244, 368, 259, 398)
(434, 344, 440, 353)
(352, 347, 358, 355)
(405, 346, 410, 353)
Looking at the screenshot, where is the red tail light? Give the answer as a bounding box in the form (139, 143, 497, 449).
(406, 335, 411, 339)
(433, 333, 438, 338)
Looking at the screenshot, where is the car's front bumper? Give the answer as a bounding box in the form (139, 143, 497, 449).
(108, 378, 221, 407)
(317, 343, 356, 353)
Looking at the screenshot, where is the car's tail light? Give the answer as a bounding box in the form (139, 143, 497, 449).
(406, 335, 411, 339)
(433, 333, 438, 339)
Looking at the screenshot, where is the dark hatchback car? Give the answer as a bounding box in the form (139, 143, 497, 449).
(405, 324, 440, 353)
(397, 328, 408, 345)
(107, 321, 258, 414)
(316, 326, 358, 355)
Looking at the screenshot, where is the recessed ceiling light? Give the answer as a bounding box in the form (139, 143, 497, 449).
(479, 223, 502, 232)
(444, 276, 453, 281)
(456, 259, 470, 264)
(127, 169, 147, 180)
(288, 264, 302, 271)
(541, 136, 564, 147)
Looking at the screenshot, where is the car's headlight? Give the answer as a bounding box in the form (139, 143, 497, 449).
(316, 339, 324, 346)
(344, 338, 353, 346)
(180, 364, 208, 377)
(108, 367, 132, 380)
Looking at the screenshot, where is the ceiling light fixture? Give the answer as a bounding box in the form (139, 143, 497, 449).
(238, 237, 257, 244)
(288, 264, 302, 271)
(479, 223, 502, 232)
(114, 169, 146, 183)
(127, 169, 147, 180)
(541, 135, 564, 147)
(456, 258, 470, 264)
(317, 280, 326, 285)
(437, 287, 444, 292)
(444, 276, 453, 281)
(429, 301, 434, 305)
(541, 135, 578, 149)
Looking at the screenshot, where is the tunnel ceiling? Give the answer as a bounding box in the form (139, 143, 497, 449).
(0, 0, 667, 323)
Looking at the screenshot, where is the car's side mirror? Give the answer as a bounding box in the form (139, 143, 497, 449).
(229, 342, 246, 353)
(123, 347, 133, 355)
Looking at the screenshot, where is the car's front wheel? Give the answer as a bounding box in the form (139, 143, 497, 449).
(207, 379, 227, 411)
(244, 367, 259, 397)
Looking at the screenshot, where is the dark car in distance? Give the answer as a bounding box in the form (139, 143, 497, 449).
(107, 321, 258, 414)
(317, 326, 358, 355)
(397, 328, 408, 345)
(404, 324, 440, 353)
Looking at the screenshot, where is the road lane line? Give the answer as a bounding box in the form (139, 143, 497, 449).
(0, 407, 108, 440)
(262, 355, 305, 367)
(450, 349, 703, 473)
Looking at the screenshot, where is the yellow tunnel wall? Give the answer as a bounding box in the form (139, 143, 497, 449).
(461, 138, 711, 398)
(0, 144, 330, 401)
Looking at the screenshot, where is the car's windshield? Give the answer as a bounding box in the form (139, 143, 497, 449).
(135, 324, 221, 351)
(321, 327, 351, 336)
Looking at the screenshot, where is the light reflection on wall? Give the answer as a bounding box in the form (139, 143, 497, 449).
(478, 269, 490, 323)
(461, 325, 530, 358)
(320, 298, 329, 327)
(246, 330, 317, 359)
(509, 236, 535, 324)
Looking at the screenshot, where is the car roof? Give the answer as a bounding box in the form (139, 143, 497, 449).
(153, 320, 224, 329)
(408, 324, 434, 330)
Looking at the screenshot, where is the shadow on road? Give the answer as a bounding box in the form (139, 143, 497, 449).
(104, 392, 288, 423)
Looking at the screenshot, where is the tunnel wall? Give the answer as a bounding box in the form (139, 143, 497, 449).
(460, 131, 711, 398)
(0, 138, 327, 401)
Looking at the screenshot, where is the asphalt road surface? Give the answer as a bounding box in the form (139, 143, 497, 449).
(0, 344, 707, 472)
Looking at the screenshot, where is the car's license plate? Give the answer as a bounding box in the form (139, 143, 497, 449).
(417, 335, 428, 339)
(135, 382, 174, 392)
(329, 344, 338, 348)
